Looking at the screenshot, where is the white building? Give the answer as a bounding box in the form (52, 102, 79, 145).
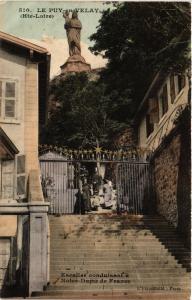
(0, 31, 50, 296)
(135, 71, 189, 150)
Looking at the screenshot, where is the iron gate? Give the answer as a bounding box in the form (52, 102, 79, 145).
(39, 148, 152, 215)
(116, 162, 151, 214)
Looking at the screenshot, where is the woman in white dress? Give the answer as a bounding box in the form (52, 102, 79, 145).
(103, 179, 113, 208)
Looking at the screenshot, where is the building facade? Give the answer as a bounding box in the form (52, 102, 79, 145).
(136, 71, 189, 150)
(135, 71, 190, 247)
(0, 31, 50, 296)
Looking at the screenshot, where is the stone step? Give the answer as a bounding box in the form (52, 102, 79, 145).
(47, 214, 190, 299)
(49, 215, 164, 219)
(51, 254, 176, 260)
(50, 256, 179, 262)
(50, 222, 169, 226)
(50, 218, 177, 222)
(32, 290, 190, 300)
(50, 226, 179, 230)
(50, 225, 178, 230)
(50, 264, 183, 270)
(50, 267, 185, 273)
(50, 220, 177, 224)
(50, 248, 186, 254)
(51, 231, 183, 237)
(48, 285, 190, 291)
(50, 242, 185, 249)
(50, 251, 178, 256)
(50, 243, 184, 248)
(45, 284, 190, 290)
(50, 273, 190, 280)
(48, 284, 190, 290)
(50, 225, 177, 229)
(50, 240, 183, 245)
(66, 219, 175, 221)
(50, 234, 182, 239)
(50, 246, 173, 251)
(50, 223, 174, 227)
(46, 286, 190, 293)
(51, 230, 154, 234)
(50, 231, 180, 236)
(50, 244, 184, 250)
(49, 218, 170, 222)
(51, 228, 178, 233)
(50, 250, 188, 257)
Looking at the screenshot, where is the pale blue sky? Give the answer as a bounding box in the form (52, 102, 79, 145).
(1, 1, 111, 45)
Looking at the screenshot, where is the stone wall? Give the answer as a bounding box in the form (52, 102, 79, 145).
(153, 134, 180, 228)
(176, 108, 191, 248)
(152, 107, 190, 247)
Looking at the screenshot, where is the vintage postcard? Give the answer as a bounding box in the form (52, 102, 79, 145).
(0, 1, 191, 299)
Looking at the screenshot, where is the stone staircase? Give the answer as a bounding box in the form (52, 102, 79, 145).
(35, 214, 190, 299)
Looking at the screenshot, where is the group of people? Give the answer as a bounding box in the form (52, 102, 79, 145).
(74, 178, 116, 214)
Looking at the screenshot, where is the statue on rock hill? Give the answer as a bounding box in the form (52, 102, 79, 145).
(61, 10, 91, 74)
(63, 11, 82, 57)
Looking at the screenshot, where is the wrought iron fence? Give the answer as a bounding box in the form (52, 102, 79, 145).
(39, 146, 153, 215)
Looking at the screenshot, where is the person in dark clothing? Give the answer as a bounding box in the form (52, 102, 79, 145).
(74, 190, 85, 214)
(82, 181, 91, 212)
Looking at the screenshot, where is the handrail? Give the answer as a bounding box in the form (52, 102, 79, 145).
(146, 102, 187, 146)
(28, 169, 44, 202)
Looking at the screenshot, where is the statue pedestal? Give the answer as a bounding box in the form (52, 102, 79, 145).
(60, 55, 91, 74)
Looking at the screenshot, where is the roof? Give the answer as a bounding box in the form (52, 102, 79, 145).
(0, 127, 19, 159)
(0, 31, 49, 54)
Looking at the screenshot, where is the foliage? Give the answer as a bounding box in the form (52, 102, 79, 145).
(43, 3, 190, 148)
(43, 73, 128, 148)
(89, 2, 191, 114)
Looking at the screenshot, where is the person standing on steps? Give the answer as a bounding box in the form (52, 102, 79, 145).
(82, 179, 91, 213)
(103, 179, 113, 209)
(74, 189, 85, 214)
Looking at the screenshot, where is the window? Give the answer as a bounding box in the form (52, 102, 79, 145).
(0, 81, 2, 116)
(16, 155, 26, 199)
(0, 79, 18, 120)
(0, 159, 15, 200)
(177, 75, 185, 93)
(148, 97, 159, 124)
(146, 114, 154, 138)
(160, 84, 168, 117)
(170, 75, 176, 103)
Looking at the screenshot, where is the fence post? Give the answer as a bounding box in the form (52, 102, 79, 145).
(28, 204, 49, 296)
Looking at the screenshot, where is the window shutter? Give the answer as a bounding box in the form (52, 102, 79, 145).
(170, 75, 176, 103)
(0, 81, 2, 117)
(0, 239, 11, 287)
(1, 160, 14, 199)
(161, 84, 168, 116)
(148, 98, 159, 124)
(178, 75, 185, 92)
(146, 114, 154, 138)
(5, 81, 16, 118)
(150, 111, 159, 124)
(148, 98, 157, 112)
(181, 76, 185, 89)
(5, 100, 15, 118)
(0, 79, 17, 120)
(16, 155, 26, 199)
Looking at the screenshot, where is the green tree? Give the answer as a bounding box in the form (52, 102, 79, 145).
(43, 3, 190, 149)
(43, 72, 128, 149)
(89, 2, 190, 116)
